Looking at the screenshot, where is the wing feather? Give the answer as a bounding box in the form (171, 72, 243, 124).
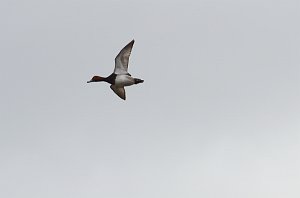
(114, 40, 134, 74)
(110, 85, 126, 100)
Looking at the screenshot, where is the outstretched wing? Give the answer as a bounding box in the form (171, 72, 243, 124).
(110, 85, 126, 100)
(114, 40, 134, 75)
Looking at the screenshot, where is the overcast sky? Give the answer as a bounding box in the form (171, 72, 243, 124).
(1, 0, 300, 197)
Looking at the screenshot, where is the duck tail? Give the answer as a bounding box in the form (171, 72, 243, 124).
(134, 78, 144, 84)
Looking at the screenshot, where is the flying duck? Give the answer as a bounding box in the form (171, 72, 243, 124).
(87, 40, 144, 100)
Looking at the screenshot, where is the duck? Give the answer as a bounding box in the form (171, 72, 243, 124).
(87, 40, 144, 100)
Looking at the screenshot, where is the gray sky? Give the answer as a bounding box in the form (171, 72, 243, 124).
(1, 0, 300, 197)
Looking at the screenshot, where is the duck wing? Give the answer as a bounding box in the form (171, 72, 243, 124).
(110, 85, 126, 100)
(114, 40, 134, 75)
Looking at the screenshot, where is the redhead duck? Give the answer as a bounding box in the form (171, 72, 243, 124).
(87, 40, 144, 100)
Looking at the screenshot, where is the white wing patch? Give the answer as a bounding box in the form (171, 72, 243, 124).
(110, 85, 126, 100)
(114, 40, 134, 75)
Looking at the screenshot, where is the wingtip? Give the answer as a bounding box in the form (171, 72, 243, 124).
(121, 94, 126, 100)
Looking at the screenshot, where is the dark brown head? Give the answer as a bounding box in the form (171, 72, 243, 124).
(87, 76, 105, 83)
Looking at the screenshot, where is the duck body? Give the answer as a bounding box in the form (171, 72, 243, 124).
(87, 40, 144, 100)
(115, 74, 135, 87)
(90, 73, 143, 87)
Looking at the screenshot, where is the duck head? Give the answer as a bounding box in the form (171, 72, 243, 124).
(87, 76, 105, 83)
